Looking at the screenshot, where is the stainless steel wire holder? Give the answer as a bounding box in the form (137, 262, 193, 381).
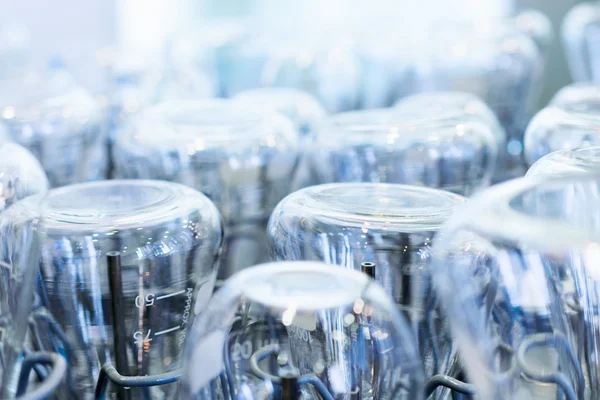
(28, 255, 590, 400)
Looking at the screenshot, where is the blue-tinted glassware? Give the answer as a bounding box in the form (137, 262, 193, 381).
(527, 146, 600, 179)
(524, 83, 600, 166)
(0, 72, 106, 188)
(413, 17, 542, 181)
(563, 2, 600, 83)
(182, 261, 425, 400)
(113, 100, 299, 279)
(267, 183, 465, 397)
(35, 179, 223, 398)
(431, 175, 600, 399)
(307, 106, 497, 196)
(0, 142, 48, 397)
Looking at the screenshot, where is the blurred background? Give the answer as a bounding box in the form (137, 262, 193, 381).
(0, 0, 581, 107)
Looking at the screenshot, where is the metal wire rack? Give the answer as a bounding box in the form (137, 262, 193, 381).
(20, 259, 588, 400)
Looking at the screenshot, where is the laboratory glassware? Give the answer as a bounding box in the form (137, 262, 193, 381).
(232, 87, 326, 189)
(527, 146, 600, 179)
(524, 83, 600, 167)
(34, 179, 223, 398)
(307, 107, 497, 196)
(113, 100, 299, 279)
(267, 183, 466, 397)
(563, 1, 600, 83)
(182, 261, 425, 400)
(0, 141, 49, 397)
(0, 72, 106, 188)
(414, 16, 542, 181)
(431, 175, 600, 399)
(232, 88, 326, 139)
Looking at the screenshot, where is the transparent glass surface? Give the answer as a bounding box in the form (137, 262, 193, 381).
(431, 175, 600, 399)
(394, 91, 506, 149)
(267, 183, 465, 395)
(106, 53, 215, 177)
(562, 2, 600, 83)
(414, 21, 540, 181)
(34, 180, 223, 399)
(232, 88, 326, 139)
(0, 142, 48, 398)
(524, 84, 600, 167)
(182, 261, 424, 400)
(214, 33, 361, 113)
(527, 147, 600, 179)
(113, 100, 299, 279)
(0, 73, 106, 188)
(232, 88, 326, 190)
(307, 107, 497, 196)
(514, 10, 554, 60)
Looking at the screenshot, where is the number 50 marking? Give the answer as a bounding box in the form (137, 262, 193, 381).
(135, 294, 155, 308)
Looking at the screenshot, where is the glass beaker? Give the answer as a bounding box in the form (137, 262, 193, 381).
(34, 179, 223, 398)
(182, 261, 425, 399)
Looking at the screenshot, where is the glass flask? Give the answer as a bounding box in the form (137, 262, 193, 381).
(34, 180, 223, 398)
(307, 107, 497, 196)
(527, 146, 600, 179)
(113, 100, 300, 279)
(214, 32, 361, 113)
(523, 84, 600, 167)
(0, 142, 48, 398)
(232, 88, 326, 190)
(394, 91, 506, 150)
(0, 72, 106, 188)
(563, 2, 600, 83)
(431, 175, 600, 399)
(182, 261, 425, 400)
(267, 183, 466, 396)
(232, 88, 326, 139)
(414, 17, 541, 181)
(106, 51, 215, 177)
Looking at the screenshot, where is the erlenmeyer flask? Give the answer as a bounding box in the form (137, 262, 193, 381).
(524, 83, 600, 167)
(432, 175, 600, 399)
(182, 261, 425, 399)
(34, 179, 223, 398)
(307, 107, 497, 196)
(113, 100, 300, 279)
(232, 87, 326, 190)
(527, 146, 600, 179)
(0, 142, 48, 397)
(267, 183, 466, 398)
(0, 69, 106, 188)
(414, 14, 544, 181)
(562, 2, 600, 83)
